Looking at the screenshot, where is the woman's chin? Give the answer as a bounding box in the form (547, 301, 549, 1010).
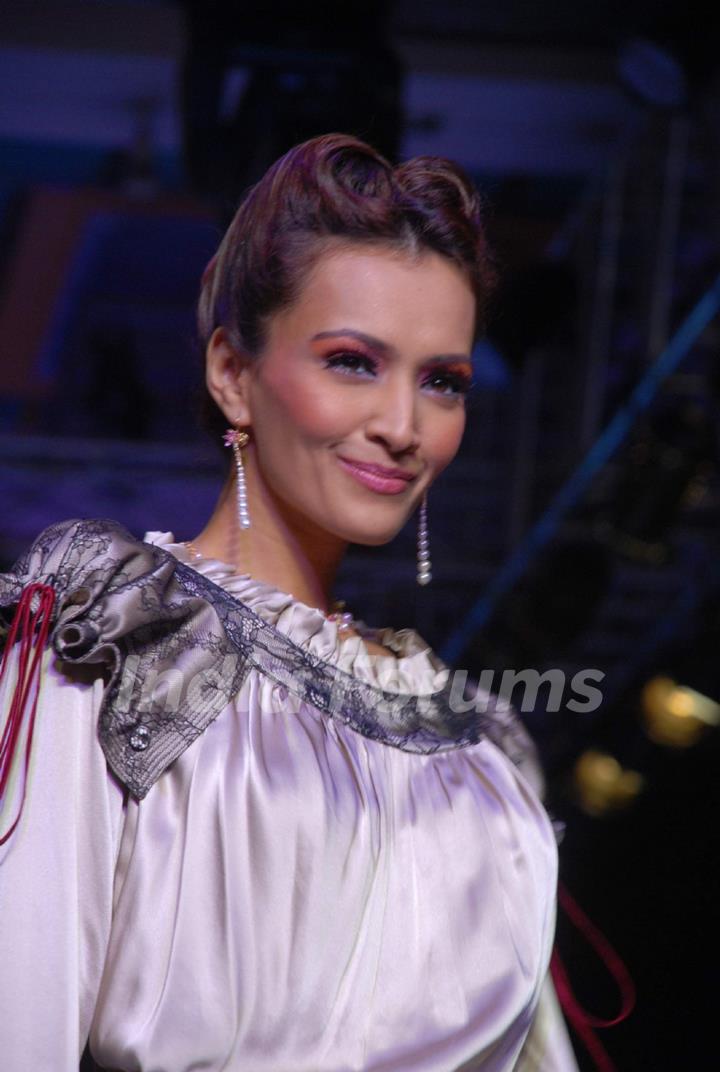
(337, 517, 412, 547)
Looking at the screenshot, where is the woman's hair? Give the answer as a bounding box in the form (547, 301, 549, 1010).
(197, 132, 496, 441)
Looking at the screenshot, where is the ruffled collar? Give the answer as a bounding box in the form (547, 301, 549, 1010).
(143, 532, 450, 696)
(0, 517, 534, 801)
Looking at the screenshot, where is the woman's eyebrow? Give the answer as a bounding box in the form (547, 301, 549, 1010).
(312, 328, 391, 352)
(311, 328, 471, 364)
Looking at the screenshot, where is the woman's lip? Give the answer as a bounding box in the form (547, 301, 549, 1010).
(338, 457, 416, 480)
(337, 457, 416, 495)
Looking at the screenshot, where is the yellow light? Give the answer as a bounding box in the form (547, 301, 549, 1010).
(641, 677, 719, 748)
(666, 690, 694, 718)
(574, 749, 644, 816)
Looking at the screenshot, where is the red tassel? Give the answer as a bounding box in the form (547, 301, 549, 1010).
(551, 879, 637, 1072)
(0, 582, 56, 845)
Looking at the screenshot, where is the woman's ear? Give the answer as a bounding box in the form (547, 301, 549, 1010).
(205, 327, 254, 426)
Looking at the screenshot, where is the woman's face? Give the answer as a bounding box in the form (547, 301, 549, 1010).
(235, 243, 476, 546)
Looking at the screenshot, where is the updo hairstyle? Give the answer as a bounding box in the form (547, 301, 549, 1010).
(198, 133, 496, 442)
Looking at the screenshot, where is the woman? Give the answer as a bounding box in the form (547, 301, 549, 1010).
(0, 134, 578, 1070)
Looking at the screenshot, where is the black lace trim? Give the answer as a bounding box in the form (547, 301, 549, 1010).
(0, 518, 535, 799)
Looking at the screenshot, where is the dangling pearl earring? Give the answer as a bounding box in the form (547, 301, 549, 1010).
(417, 491, 432, 586)
(223, 421, 251, 529)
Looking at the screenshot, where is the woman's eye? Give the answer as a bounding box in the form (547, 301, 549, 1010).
(324, 351, 377, 377)
(421, 370, 473, 397)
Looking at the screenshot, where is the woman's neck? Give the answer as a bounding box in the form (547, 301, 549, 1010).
(190, 453, 348, 614)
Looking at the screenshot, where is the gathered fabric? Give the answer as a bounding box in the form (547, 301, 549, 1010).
(0, 520, 578, 1071)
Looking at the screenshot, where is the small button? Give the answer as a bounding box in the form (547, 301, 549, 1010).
(129, 726, 150, 751)
(307, 686, 329, 709)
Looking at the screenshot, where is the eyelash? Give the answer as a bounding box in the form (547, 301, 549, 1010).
(323, 351, 473, 398)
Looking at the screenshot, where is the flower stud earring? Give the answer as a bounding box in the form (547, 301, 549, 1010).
(223, 421, 251, 529)
(417, 491, 432, 586)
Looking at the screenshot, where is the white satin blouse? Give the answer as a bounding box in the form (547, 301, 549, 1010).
(0, 532, 578, 1071)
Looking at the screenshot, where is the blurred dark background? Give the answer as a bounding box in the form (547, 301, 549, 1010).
(1, 2, 719, 1068)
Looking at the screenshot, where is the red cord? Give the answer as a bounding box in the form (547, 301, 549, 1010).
(0, 583, 56, 845)
(551, 878, 636, 1072)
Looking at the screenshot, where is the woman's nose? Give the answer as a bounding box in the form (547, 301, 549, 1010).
(364, 378, 420, 455)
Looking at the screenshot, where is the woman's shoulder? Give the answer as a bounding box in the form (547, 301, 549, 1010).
(1, 518, 165, 634)
(1, 518, 252, 802)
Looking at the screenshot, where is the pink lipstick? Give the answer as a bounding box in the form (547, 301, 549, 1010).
(337, 457, 417, 495)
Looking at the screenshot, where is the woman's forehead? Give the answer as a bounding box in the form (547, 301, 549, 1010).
(268, 244, 476, 346)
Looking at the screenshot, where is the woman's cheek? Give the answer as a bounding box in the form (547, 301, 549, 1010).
(283, 381, 355, 438)
(428, 410, 466, 470)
